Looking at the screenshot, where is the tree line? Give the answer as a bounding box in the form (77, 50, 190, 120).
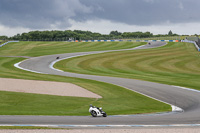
(0, 30, 179, 41)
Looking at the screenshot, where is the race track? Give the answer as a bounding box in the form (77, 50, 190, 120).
(2, 42, 200, 127)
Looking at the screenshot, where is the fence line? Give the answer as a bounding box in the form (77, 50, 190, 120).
(0, 41, 19, 48)
(70, 39, 179, 42)
(182, 40, 200, 52)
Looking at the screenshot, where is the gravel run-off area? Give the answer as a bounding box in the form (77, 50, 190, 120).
(0, 78, 102, 98)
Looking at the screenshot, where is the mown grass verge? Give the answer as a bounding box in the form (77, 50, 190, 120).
(54, 42, 200, 90)
(0, 41, 170, 115)
(0, 41, 145, 57)
(0, 126, 64, 129)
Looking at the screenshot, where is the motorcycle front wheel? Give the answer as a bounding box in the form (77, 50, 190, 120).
(91, 111, 97, 117)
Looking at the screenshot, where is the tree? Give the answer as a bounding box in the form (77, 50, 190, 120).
(168, 30, 173, 36)
(7, 29, 181, 41)
(109, 31, 122, 36)
(0, 36, 8, 40)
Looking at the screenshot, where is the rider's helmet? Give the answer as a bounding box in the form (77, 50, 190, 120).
(89, 104, 93, 107)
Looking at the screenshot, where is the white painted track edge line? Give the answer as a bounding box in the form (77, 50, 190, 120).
(116, 85, 183, 113)
(1, 124, 200, 127)
(172, 85, 200, 93)
(14, 59, 48, 74)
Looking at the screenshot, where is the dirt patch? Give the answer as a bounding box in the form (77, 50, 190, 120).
(0, 78, 102, 98)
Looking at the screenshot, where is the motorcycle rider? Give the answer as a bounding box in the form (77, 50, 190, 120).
(89, 104, 107, 117)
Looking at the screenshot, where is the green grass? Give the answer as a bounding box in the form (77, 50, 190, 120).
(55, 42, 200, 90)
(0, 126, 64, 129)
(126, 36, 186, 41)
(0, 41, 145, 57)
(0, 41, 170, 115)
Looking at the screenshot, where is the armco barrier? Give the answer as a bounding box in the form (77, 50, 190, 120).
(182, 40, 200, 52)
(71, 40, 179, 43)
(0, 41, 19, 47)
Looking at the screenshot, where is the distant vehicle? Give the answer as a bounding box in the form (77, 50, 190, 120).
(56, 56, 60, 59)
(89, 104, 107, 117)
(148, 42, 151, 45)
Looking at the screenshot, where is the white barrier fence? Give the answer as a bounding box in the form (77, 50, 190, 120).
(69, 39, 179, 42)
(0, 41, 19, 48)
(181, 39, 200, 51)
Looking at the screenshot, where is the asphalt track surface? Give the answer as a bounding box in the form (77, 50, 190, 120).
(1, 42, 200, 127)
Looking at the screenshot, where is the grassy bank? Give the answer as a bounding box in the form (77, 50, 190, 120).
(0, 41, 145, 57)
(0, 41, 170, 115)
(0, 126, 63, 129)
(55, 42, 200, 90)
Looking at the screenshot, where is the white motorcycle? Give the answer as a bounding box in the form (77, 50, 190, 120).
(89, 105, 107, 117)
